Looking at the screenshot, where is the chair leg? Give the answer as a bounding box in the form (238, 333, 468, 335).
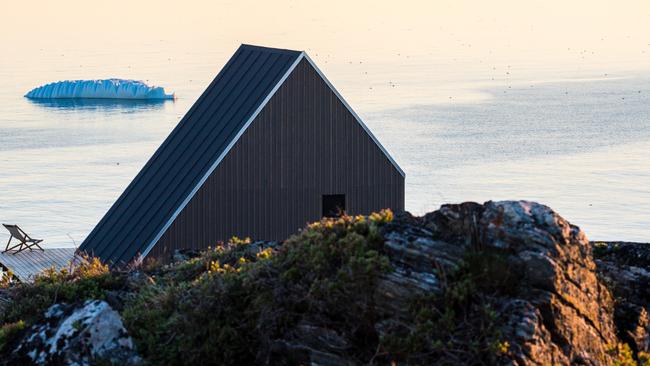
(3, 237, 12, 253)
(2, 238, 45, 254)
(26, 241, 44, 252)
(4, 242, 24, 253)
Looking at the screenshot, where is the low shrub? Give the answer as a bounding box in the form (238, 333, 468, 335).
(122, 210, 394, 365)
(0, 320, 24, 353)
(1, 257, 118, 324)
(0, 269, 15, 288)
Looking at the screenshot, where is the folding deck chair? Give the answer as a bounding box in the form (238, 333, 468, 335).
(2, 224, 44, 254)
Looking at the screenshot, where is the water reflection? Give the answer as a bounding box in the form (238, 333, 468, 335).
(26, 98, 171, 112)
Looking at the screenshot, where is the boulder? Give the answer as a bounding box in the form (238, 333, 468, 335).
(11, 300, 140, 366)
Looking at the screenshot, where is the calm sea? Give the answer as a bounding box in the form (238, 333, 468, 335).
(0, 41, 648, 247)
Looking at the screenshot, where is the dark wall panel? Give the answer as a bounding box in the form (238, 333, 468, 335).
(151, 59, 404, 259)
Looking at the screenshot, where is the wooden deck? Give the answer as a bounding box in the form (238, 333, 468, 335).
(0, 247, 77, 281)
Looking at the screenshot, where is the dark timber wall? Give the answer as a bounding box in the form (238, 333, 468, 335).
(151, 59, 404, 259)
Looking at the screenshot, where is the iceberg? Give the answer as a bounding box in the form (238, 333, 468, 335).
(25, 79, 175, 100)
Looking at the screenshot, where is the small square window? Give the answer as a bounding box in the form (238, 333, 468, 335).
(322, 194, 346, 218)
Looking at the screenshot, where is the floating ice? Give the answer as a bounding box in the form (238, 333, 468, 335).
(25, 79, 175, 100)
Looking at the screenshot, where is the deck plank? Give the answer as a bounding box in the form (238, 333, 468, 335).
(0, 248, 77, 281)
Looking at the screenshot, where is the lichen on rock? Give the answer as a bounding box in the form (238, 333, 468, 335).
(10, 300, 140, 365)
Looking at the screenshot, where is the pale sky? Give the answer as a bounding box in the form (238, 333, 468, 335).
(2, 0, 649, 67)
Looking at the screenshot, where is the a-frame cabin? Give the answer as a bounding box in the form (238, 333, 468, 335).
(79, 45, 405, 265)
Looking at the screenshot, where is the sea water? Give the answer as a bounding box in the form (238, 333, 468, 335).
(0, 38, 648, 247)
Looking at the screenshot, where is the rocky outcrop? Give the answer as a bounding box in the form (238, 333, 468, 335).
(2, 200, 648, 365)
(10, 300, 140, 366)
(594, 242, 650, 357)
(276, 201, 633, 365)
(379, 201, 621, 365)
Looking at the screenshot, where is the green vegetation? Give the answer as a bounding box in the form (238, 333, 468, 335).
(593, 241, 613, 258)
(1, 257, 116, 326)
(1, 211, 648, 365)
(0, 320, 24, 353)
(0, 269, 15, 288)
(609, 343, 650, 366)
(122, 211, 393, 365)
(117, 209, 520, 365)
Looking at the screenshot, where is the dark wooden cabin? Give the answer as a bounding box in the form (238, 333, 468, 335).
(79, 44, 405, 264)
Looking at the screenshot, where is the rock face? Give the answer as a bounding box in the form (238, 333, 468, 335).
(479, 201, 617, 364)
(594, 242, 650, 357)
(11, 300, 140, 366)
(281, 200, 633, 365)
(381, 201, 620, 365)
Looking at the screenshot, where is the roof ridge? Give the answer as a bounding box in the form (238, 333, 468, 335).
(239, 44, 303, 55)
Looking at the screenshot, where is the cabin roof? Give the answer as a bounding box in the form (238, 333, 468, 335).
(79, 44, 403, 265)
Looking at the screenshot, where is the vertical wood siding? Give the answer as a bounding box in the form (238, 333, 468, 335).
(151, 59, 404, 259)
